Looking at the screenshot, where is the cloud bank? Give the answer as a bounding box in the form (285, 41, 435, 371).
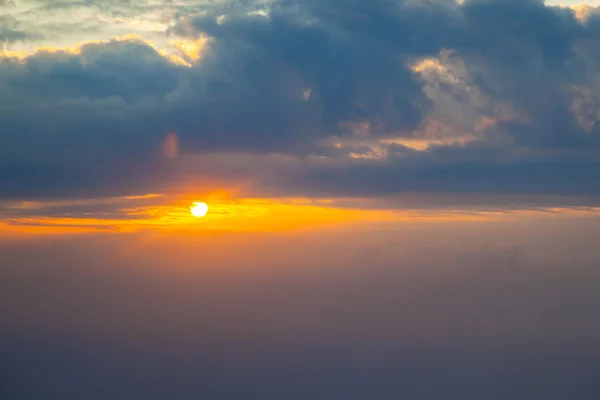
(3, 216, 600, 399)
(2, 0, 600, 205)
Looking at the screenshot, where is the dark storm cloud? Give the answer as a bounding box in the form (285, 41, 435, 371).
(0, 38, 184, 198)
(2, 0, 600, 201)
(455, 0, 594, 150)
(173, 0, 460, 135)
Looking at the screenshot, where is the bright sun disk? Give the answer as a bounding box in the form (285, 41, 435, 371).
(190, 202, 209, 217)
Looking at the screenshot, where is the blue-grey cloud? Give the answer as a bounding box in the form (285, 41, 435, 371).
(2, 0, 600, 203)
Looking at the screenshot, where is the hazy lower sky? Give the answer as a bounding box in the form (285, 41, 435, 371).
(2, 1, 600, 399)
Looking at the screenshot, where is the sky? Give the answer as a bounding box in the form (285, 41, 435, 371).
(2, 0, 600, 399)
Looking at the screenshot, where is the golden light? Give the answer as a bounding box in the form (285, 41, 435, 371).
(190, 202, 209, 218)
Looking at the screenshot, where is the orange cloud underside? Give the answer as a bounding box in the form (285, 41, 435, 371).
(0, 197, 398, 235)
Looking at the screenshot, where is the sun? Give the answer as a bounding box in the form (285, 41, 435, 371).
(190, 202, 209, 218)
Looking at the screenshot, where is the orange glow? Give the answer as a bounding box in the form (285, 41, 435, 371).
(2, 194, 599, 236)
(0, 197, 400, 235)
(121, 198, 399, 232)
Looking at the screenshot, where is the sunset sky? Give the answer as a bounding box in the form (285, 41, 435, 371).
(2, 1, 600, 399)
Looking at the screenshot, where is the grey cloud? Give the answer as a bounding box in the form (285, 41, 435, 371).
(455, 1, 591, 149)
(0, 28, 28, 42)
(5, 43, 180, 102)
(0, 39, 185, 199)
(0, 15, 42, 42)
(175, 0, 453, 134)
(6, 40, 175, 94)
(273, 156, 600, 198)
(2, 0, 600, 202)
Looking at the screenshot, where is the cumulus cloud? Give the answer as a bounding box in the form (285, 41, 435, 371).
(1, 0, 600, 204)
